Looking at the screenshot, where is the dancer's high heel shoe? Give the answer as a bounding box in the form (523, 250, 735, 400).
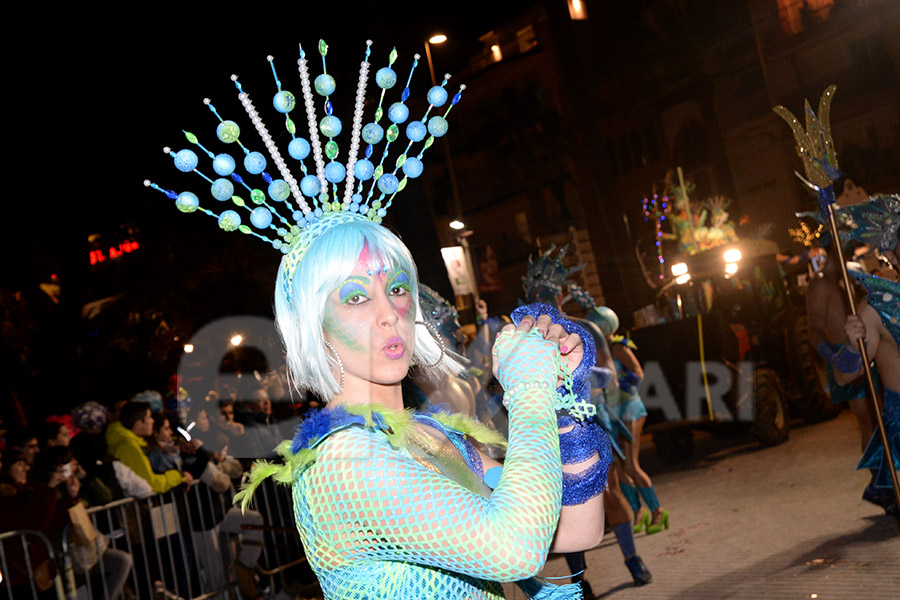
(633, 510, 650, 534)
(645, 509, 669, 535)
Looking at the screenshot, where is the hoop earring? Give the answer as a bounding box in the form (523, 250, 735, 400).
(415, 320, 445, 368)
(323, 340, 345, 390)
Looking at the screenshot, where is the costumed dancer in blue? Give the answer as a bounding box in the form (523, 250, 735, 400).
(523, 247, 653, 596)
(836, 194, 900, 516)
(774, 87, 895, 512)
(585, 306, 669, 535)
(409, 283, 481, 419)
(841, 271, 899, 517)
(409, 285, 509, 460)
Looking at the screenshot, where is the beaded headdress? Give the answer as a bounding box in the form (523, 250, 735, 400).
(145, 40, 464, 301)
(839, 194, 899, 253)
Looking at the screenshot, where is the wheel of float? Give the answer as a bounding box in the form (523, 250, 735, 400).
(752, 367, 790, 445)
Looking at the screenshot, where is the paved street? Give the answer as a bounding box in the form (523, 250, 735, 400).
(504, 410, 900, 599)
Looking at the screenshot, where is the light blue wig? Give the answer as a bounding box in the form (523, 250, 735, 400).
(274, 218, 463, 401)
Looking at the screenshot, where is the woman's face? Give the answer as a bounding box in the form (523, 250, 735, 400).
(196, 410, 210, 432)
(10, 460, 28, 485)
(323, 251, 416, 389)
(220, 404, 235, 423)
(156, 420, 172, 444)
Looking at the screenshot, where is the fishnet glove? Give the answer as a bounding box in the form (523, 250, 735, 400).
(492, 328, 560, 400)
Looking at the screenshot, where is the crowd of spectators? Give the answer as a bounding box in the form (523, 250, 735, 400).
(0, 372, 310, 599)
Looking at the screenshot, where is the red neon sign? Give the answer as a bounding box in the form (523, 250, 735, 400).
(90, 240, 140, 265)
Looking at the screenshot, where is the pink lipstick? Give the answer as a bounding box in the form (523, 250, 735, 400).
(382, 337, 406, 360)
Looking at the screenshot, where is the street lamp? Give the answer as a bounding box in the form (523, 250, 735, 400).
(424, 33, 447, 86)
(423, 34, 479, 306)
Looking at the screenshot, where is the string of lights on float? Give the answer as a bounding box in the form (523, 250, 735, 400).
(642, 193, 671, 279)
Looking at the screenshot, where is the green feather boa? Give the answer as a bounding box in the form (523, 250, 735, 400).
(235, 404, 506, 512)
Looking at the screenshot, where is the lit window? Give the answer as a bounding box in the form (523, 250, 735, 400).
(777, 0, 834, 35)
(491, 44, 502, 62)
(568, 0, 588, 20)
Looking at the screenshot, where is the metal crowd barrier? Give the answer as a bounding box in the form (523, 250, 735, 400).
(0, 529, 65, 600)
(2, 479, 308, 600)
(239, 478, 308, 594)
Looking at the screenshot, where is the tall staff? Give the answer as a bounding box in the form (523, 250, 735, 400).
(774, 86, 900, 520)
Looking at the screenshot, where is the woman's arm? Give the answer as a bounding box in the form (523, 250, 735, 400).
(835, 306, 880, 385)
(477, 433, 605, 554)
(304, 328, 564, 582)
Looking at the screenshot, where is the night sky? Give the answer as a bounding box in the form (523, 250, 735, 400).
(8, 1, 538, 286)
(5, 2, 547, 408)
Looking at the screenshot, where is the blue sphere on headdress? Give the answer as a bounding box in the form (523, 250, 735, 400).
(211, 178, 234, 201)
(300, 175, 321, 197)
(402, 157, 424, 179)
(388, 102, 409, 124)
(244, 152, 267, 174)
(213, 153, 236, 176)
(176, 192, 199, 213)
(377, 173, 399, 195)
(427, 86, 449, 107)
(354, 159, 375, 181)
(250, 207, 273, 229)
(273, 90, 296, 113)
(362, 123, 384, 145)
(268, 179, 290, 202)
(217, 120, 240, 143)
(406, 121, 427, 142)
(174, 149, 198, 173)
(375, 67, 397, 89)
(218, 210, 241, 231)
(315, 74, 336, 97)
(324, 162, 346, 183)
(428, 116, 449, 137)
(320, 115, 342, 138)
(289, 138, 311, 160)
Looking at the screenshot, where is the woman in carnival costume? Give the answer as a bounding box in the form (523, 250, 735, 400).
(522, 251, 653, 593)
(836, 194, 900, 516)
(150, 40, 612, 599)
(842, 272, 900, 517)
(586, 306, 669, 535)
(775, 86, 896, 513)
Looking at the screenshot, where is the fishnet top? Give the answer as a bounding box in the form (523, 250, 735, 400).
(291, 330, 565, 599)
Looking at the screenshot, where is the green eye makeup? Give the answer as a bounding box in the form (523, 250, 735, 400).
(388, 269, 411, 292)
(339, 276, 371, 303)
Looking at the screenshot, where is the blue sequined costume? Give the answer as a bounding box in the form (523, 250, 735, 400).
(851, 272, 900, 488)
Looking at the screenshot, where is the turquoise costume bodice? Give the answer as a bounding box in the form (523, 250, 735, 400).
(284, 403, 582, 600)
